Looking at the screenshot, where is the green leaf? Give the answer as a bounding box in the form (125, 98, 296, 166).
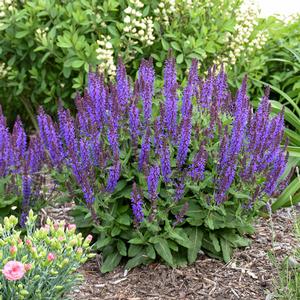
(71, 60, 85, 68)
(146, 245, 156, 259)
(209, 232, 221, 252)
(111, 226, 121, 237)
(128, 244, 143, 257)
(100, 251, 122, 273)
(187, 227, 203, 264)
(117, 214, 131, 226)
(16, 31, 29, 38)
(220, 238, 232, 263)
(93, 237, 112, 250)
(176, 54, 184, 64)
(128, 237, 144, 244)
(161, 38, 170, 51)
(107, 24, 119, 37)
(171, 41, 181, 52)
(154, 238, 174, 266)
(125, 252, 149, 270)
(272, 177, 300, 210)
(117, 240, 127, 256)
(168, 228, 192, 248)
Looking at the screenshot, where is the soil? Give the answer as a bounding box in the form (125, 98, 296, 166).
(58, 208, 299, 300)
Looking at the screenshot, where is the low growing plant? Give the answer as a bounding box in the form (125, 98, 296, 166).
(0, 211, 93, 300)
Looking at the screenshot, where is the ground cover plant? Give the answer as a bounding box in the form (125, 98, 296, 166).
(0, 211, 93, 299)
(0, 55, 292, 273)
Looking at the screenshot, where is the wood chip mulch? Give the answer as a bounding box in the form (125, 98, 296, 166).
(63, 208, 299, 300)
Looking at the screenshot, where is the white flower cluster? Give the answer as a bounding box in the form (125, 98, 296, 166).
(35, 27, 49, 42)
(279, 12, 300, 25)
(123, 0, 155, 46)
(96, 35, 116, 78)
(0, 0, 14, 17)
(0, 62, 11, 79)
(153, 1, 176, 26)
(216, 0, 268, 67)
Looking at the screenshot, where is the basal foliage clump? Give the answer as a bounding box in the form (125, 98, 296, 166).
(0, 56, 292, 272)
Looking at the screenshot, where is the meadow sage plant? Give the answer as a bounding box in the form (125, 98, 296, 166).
(30, 55, 291, 272)
(0, 54, 291, 272)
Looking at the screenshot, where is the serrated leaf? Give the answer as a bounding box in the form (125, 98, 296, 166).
(93, 237, 112, 250)
(100, 251, 122, 273)
(154, 239, 174, 266)
(128, 244, 143, 257)
(125, 253, 149, 270)
(117, 214, 131, 226)
(128, 237, 144, 244)
(111, 226, 121, 237)
(168, 228, 192, 248)
(187, 227, 203, 264)
(146, 245, 156, 259)
(209, 232, 220, 252)
(220, 238, 232, 262)
(117, 240, 127, 256)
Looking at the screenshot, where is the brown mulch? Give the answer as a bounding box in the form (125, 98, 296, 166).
(61, 208, 299, 300)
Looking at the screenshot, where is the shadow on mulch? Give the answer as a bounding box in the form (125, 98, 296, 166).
(66, 209, 297, 300)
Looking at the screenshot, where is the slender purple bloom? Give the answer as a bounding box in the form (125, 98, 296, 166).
(138, 127, 151, 171)
(116, 58, 131, 113)
(106, 159, 121, 193)
(138, 59, 155, 124)
(20, 174, 31, 227)
(131, 182, 144, 224)
(177, 106, 192, 168)
(147, 164, 160, 202)
(160, 139, 171, 182)
(164, 56, 178, 139)
(188, 144, 207, 181)
(129, 99, 140, 145)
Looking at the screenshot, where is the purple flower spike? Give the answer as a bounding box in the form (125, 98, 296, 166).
(160, 139, 172, 182)
(147, 164, 160, 202)
(131, 182, 144, 224)
(177, 105, 192, 168)
(164, 56, 178, 139)
(106, 159, 121, 193)
(20, 174, 31, 227)
(117, 57, 131, 113)
(138, 127, 151, 171)
(188, 144, 207, 181)
(138, 58, 155, 124)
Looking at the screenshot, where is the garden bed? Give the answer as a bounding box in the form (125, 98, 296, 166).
(67, 209, 298, 300)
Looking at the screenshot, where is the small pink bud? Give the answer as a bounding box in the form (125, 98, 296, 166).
(47, 252, 55, 262)
(18, 238, 22, 244)
(58, 236, 64, 241)
(86, 234, 93, 242)
(44, 224, 50, 232)
(53, 223, 59, 230)
(76, 247, 83, 254)
(67, 224, 76, 231)
(24, 263, 32, 272)
(10, 246, 17, 255)
(25, 239, 32, 247)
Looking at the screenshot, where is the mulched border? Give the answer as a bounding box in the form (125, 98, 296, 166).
(66, 208, 298, 300)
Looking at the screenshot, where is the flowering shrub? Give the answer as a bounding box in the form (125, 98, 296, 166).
(25, 56, 289, 272)
(0, 211, 93, 299)
(0, 0, 271, 128)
